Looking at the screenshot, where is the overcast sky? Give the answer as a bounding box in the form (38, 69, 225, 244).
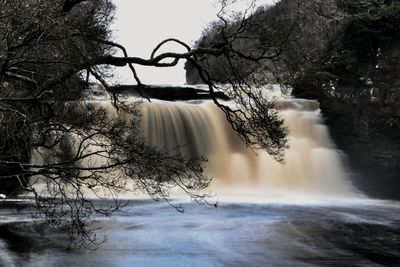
(112, 0, 275, 85)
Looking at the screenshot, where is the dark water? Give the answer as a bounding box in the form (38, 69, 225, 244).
(1, 199, 400, 267)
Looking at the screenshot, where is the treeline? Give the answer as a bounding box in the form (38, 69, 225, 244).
(185, 0, 338, 85)
(185, 0, 400, 106)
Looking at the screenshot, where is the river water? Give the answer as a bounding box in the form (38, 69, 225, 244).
(1, 198, 400, 267)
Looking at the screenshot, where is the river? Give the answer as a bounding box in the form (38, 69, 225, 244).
(1, 198, 400, 266)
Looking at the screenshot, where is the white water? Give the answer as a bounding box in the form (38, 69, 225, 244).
(139, 96, 359, 200)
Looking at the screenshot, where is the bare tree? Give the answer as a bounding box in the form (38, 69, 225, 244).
(0, 0, 288, 246)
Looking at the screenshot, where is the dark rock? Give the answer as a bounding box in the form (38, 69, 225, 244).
(110, 84, 230, 101)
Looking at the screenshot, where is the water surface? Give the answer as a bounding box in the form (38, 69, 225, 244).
(1, 199, 399, 267)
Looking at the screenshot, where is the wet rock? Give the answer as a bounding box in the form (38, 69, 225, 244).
(110, 84, 230, 101)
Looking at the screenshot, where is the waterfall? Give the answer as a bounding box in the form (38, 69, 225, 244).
(140, 98, 358, 198)
(29, 90, 360, 200)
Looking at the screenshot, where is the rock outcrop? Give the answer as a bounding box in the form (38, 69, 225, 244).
(110, 84, 230, 101)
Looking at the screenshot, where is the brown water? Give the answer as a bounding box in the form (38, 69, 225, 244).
(139, 98, 358, 199)
(30, 94, 360, 201)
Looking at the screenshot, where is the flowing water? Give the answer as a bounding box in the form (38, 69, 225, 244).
(1, 89, 399, 266)
(1, 199, 400, 266)
(140, 96, 357, 199)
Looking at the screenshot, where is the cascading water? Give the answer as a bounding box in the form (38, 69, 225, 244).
(139, 96, 359, 199)
(29, 88, 359, 200)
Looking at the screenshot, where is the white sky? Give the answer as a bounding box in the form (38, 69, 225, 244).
(112, 0, 275, 85)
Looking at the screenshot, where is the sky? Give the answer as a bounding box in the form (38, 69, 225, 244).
(112, 0, 275, 85)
